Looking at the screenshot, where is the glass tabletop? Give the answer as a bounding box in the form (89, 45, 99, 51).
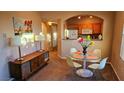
(71, 52, 100, 60)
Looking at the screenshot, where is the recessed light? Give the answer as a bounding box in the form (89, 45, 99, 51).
(89, 16, 93, 18)
(78, 16, 81, 19)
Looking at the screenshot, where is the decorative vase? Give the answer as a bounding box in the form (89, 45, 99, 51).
(83, 46, 87, 55)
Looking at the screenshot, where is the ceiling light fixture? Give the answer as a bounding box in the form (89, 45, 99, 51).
(78, 16, 81, 19)
(48, 22, 52, 26)
(89, 16, 93, 19)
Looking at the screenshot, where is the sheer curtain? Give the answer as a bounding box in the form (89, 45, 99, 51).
(120, 26, 124, 61)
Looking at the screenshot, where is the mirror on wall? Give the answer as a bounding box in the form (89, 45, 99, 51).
(64, 15, 104, 40)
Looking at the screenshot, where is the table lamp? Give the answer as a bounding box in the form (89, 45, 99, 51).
(13, 36, 23, 61)
(35, 32, 45, 52)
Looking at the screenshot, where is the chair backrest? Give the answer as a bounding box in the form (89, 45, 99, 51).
(66, 56, 74, 67)
(70, 48, 77, 54)
(98, 57, 108, 70)
(93, 49, 101, 58)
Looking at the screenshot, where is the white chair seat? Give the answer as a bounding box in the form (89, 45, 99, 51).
(66, 56, 82, 68)
(88, 57, 108, 78)
(88, 57, 108, 70)
(88, 64, 99, 69)
(87, 48, 101, 63)
(70, 48, 78, 54)
(73, 62, 82, 68)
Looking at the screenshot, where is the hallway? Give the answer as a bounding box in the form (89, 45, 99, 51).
(28, 51, 118, 81)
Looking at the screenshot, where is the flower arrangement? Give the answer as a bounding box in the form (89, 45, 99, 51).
(77, 35, 94, 55)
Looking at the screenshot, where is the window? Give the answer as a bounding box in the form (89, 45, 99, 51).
(120, 25, 124, 61)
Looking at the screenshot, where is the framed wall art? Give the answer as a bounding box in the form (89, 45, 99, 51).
(12, 17, 33, 36)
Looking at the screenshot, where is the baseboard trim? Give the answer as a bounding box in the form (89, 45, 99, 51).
(108, 62, 121, 81)
(58, 55, 66, 59)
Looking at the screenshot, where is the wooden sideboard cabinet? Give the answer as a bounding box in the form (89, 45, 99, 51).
(9, 50, 49, 80)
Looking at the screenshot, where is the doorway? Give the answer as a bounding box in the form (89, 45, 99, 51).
(41, 21, 58, 52)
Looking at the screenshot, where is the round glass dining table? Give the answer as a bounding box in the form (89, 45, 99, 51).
(71, 52, 100, 78)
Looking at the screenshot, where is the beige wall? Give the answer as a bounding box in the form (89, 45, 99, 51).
(0, 12, 42, 37)
(0, 12, 42, 80)
(57, 19, 62, 56)
(40, 11, 115, 58)
(41, 22, 50, 50)
(111, 12, 124, 80)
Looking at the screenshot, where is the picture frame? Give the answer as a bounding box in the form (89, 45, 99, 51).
(12, 17, 33, 36)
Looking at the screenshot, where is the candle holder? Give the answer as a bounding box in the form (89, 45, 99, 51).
(34, 32, 45, 52)
(13, 36, 23, 61)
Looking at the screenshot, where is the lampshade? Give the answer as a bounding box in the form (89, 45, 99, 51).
(21, 33, 35, 43)
(39, 32, 45, 41)
(13, 36, 22, 46)
(35, 33, 45, 41)
(47, 34, 51, 42)
(34, 35, 39, 41)
(36, 35, 44, 41)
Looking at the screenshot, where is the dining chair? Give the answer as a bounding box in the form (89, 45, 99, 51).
(66, 56, 82, 70)
(88, 57, 108, 79)
(70, 48, 78, 54)
(88, 48, 101, 63)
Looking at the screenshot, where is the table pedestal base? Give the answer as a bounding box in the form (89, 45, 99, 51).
(76, 69, 93, 78)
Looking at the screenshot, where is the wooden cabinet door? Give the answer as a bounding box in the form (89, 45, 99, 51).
(21, 62, 31, 80)
(44, 52, 49, 62)
(82, 23, 92, 29)
(81, 23, 93, 34)
(9, 63, 22, 80)
(38, 54, 44, 66)
(67, 24, 79, 30)
(31, 58, 39, 72)
(92, 23, 101, 34)
(38, 52, 49, 67)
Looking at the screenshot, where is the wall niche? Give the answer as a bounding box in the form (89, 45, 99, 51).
(64, 15, 104, 40)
